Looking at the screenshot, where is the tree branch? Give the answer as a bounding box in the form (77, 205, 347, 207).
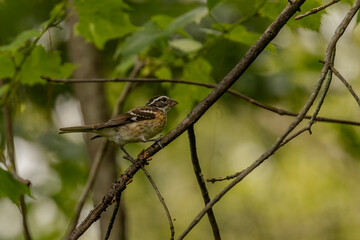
(176, 1, 360, 238)
(329, 65, 360, 108)
(68, 1, 308, 239)
(42, 76, 360, 127)
(105, 192, 122, 240)
(123, 155, 175, 240)
(295, 0, 340, 20)
(188, 125, 221, 239)
(2, 101, 32, 240)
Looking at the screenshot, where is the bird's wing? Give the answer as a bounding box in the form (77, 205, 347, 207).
(96, 106, 157, 129)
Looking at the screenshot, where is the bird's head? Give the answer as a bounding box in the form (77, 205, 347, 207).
(146, 96, 178, 113)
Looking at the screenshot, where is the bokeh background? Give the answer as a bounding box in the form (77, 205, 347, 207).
(1, 0, 360, 239)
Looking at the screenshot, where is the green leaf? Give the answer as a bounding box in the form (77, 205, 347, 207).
(74, 0, 136, 49)
(0, 52, 15, 78)
(0, 168, 31, 205)
(115, 21, 165, 59)
(169, 38, 203, 53)
(165, 7, 208, 34)
(169, 57, 212, 113)
(258, 0, 287, 21)
(289, 0, 322, 31)
(0, 29, 40, 52)
(152, 15, 175, 30)
(154, 66, 172, 79)
(0, 83, 10, 99)
(207, 0, 221, 11)
(225, 25, 261, 46)
(19, 46, 75, 86)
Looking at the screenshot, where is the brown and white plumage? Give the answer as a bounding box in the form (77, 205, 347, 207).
(59, 96, 178, 156)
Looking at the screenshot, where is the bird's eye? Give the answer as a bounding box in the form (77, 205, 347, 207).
(161, 97, 167, 102)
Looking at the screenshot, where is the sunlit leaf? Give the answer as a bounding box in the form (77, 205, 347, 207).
(289, 0, 322, 31)
(74, 0, 136, 49)
(207, 0, 221, 11)
(169, 38, 203, 53)
(225, 25, 261, 46)
(115, 21, 165, 59)
(19, 46, 75, 86)
(0, 29, 40, 52)
(154, 66, 172, 79)
(0, 52, 15, 78)
(165, 7, 208, 34)
(169, 57, 212, 113)
(0, 168, 31, 205)
(258, 0, 287, 21)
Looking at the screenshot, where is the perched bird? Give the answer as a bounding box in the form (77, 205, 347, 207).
(59, 95, 178, 158)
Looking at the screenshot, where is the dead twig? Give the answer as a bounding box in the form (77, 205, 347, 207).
(329, 65, 360, 108)
(42, 76, 360, 127)
(104, 192, 122, 240)
(295, 0, 340, 20)
(123, 155, 175, 240)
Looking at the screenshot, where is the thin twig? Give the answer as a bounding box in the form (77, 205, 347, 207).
(295, 0, 340, 20)
(65, 141, 109, 239)
(330, 65, 360, 107)
(123, 155, 175, 240)
(42, 76, 360, 127)
(113, 58, 145, 115)
(2, 102, 32, 240)
(206, 170, 245, 183)
(176, 1, 360, 239)
(188, 125, 221, 239)
(104, 192, 122, 240)
(307, 49, 336, 133)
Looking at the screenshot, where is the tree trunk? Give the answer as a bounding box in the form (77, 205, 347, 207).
(66, 12, 127, 240)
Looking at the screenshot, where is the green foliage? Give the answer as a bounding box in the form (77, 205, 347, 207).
(115, 20, 165, 60)
(225, 25, 261, 46)
(290, 0, 322, 31)
(0, 52, 15, 78)
(0, 29, 40, 52)
(19, 46, 75, 86)
(164, 6, 208, 34)
(169, 38, 203, 53)
(74, 0, 136, 49)
(207, 0, 221, 11)
(0, 168, 31, 205)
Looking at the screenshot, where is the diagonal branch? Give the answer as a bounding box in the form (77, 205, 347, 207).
(176, 0, 360, 239)
(67, 1, 308, 239)
(188, 125, 221, 239)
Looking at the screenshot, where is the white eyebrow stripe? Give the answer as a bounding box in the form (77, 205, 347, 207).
(147, 96, 168, 106)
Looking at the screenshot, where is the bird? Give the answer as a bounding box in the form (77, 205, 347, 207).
(58, 95, 178, 158)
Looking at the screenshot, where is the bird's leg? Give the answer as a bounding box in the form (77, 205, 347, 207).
(139, 135, 163, 149)
(120, 145, 136, 163)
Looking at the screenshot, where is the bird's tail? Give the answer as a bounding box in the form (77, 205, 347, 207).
(58, 125, 96, 134)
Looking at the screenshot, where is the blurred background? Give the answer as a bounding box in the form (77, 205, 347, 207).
(1, 0, 360, 239)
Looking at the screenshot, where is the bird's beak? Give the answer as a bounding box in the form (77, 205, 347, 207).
(170, 99, 178, 107)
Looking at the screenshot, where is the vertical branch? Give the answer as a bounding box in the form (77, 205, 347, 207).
(105, 192, 122, 240)
(187, 125, 221, 240)
(2, 102, 32, 240)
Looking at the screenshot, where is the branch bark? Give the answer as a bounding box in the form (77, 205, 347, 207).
(188, 125, 221, 239)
